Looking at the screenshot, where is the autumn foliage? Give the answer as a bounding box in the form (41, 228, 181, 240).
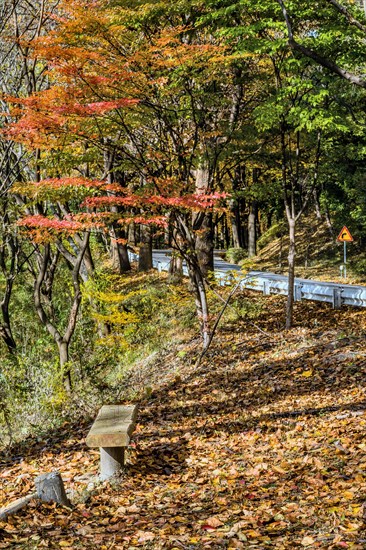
(2, 294, 366, 548)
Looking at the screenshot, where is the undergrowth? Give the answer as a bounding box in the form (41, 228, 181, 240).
(0, 270, 194, 447)
(0, 269, 257, 449)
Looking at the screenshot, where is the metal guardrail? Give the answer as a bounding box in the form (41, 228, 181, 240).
(128, 250, 366, 309)
(237, 271, 366, 309)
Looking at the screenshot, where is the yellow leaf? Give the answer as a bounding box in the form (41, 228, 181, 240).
(343, 491, 355, 500)
(340, 521, 361, 532)
(247, 529, 261, 538)
(173, 516, 186, 523)
(301, 370, 313, 377)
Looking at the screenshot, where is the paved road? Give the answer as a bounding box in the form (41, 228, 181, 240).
(150, 249, 366, 308)
(152, 249, 241, 273)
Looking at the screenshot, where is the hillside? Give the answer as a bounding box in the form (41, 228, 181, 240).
(249, 217, 364, 285)
(1, 291, 366, 549)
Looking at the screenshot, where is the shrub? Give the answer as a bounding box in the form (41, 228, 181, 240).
(225, 247, 248, 264)
(351, 257, 366, 276)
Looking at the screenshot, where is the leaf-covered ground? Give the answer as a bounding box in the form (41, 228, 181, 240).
(1, 292, 366, 548)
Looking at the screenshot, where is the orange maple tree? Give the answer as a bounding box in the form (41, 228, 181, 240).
(5, 0, 247, 349)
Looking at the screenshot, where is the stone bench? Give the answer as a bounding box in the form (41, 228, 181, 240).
(86, 404, 138, 480)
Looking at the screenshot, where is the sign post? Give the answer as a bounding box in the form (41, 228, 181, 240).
(337, 226, 354, 279)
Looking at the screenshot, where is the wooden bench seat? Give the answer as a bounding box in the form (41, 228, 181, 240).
(86, 404, 138, 480)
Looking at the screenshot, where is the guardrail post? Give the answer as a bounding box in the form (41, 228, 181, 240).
(332, 287, 342, 309)
(217, 273, 224, 287)
(263, 281, 270, 296)
(294, 283, 302, 302)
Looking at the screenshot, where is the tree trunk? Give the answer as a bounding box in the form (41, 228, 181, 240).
(72, 233, 95, 280)
(313, 188, 322, 220)
(195, 213, 214, 277)
(168, 254, 183, 283)
(103, 146, 131, 273)
(286, 218, 296, 329)
(0, 277, 16, 352)
(0, 324, 16, 354)
(230, 166, 245, 249)
(138, 224, 152, 271)
(0, 222, 17, 352)
(119, 242, 131, 272)
(224, 215, 231, 249)
(33, 236, 89, 394)
(168, 230, 183, 283)
(193, 165, 214, 277)
(164, 214, 171, 247)
(324, 203, 334, 239)
(110, 227, 131, 273)
(128, 222, 136, 245)
(248, 201, 257, 258)
(174, 213, 210, 350)
(58, 340, 72, 393)
(188, 266, 210, 349)
(213, 215, 221, 249)
(82, 239, 95, 276)
(229, 199, 242, 248)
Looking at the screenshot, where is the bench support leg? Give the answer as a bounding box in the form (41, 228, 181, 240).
(100, 447, 125, 481)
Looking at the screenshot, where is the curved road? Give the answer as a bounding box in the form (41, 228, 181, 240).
(150, 249, 366, 309)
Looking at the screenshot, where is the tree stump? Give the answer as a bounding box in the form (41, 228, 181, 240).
(35, 472, 71, 507)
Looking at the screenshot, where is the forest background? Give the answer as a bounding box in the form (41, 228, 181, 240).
(1, 0, 366, 445)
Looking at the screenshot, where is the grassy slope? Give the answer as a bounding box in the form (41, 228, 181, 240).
(1, 289, 366, 548)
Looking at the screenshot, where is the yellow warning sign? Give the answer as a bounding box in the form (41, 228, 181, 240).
(337, 226, 354, 242)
